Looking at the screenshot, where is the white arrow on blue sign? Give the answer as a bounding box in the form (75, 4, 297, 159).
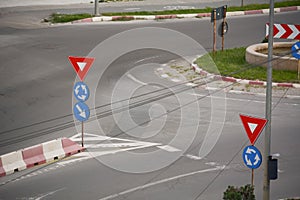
(74, 82, 90, 102)
(292, 42, 300, 60)
(73, 102, 90, 122)
(242, 145, 262, 169)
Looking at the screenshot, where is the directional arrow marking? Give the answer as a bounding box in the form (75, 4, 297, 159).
(81, 85, 87, 93)
(246, 147, 256, 154)
(253, 154, 261, 166)
(245, 155, 252, 166)
(288, 24, 300, 39)
(76, 104, 86, 119)
(266, 23, 300, 40)
(75, 85, 80, 95)
(77, 95, 86, 101)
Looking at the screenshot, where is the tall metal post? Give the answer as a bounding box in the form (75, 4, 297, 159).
(94, 0, 100, 16)
(82, 122, 84, 147)
(263, 0, 274, 199)
(213, 9, 217, 53)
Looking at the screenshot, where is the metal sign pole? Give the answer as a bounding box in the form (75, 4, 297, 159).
(251, 168, 254, 186)
(82, 122, 84, 147)
(298, 60, 300, 80)
(213, 9, 217, 53)
(264, 0, 274, 199)
(222, 6, 227, 51)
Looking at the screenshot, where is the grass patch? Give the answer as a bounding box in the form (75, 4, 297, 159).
(49, 13, 92, 23)
(195, 47, 300, 83)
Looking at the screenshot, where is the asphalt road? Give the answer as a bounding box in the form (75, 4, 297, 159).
(0, 9, 300, 200)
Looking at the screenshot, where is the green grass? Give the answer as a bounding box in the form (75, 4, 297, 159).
(49, 13, 92, 23)
(48, 0, 300, 23)
(195, 47, 300, 83)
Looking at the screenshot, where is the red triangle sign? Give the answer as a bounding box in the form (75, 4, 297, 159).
(239, 114, 268, 145)
(68, 56, 95, 81)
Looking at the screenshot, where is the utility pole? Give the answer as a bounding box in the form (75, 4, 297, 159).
(94, 0, 100, 16)
(263, 0, 274, 199)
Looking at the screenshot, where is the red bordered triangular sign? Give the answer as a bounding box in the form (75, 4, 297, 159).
(68, 56, 95, 81)
(239, 114, 268, 145)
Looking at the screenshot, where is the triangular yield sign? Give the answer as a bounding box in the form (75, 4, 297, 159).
(239, 114, 268, 145)
(68, 56, 95, 81)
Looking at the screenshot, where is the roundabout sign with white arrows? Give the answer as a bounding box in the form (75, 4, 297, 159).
(74, 82, 90, 102)
(243, 145, 262, 169)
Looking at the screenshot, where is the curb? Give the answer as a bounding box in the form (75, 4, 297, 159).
(0, 138, 85, 177)
(72, 6, 300, 23)
(191, 63, 300, 89)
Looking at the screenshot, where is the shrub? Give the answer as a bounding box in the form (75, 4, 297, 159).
(223, 184, 255, 200)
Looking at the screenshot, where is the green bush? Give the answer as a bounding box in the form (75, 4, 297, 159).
(223, 184, 255, 200)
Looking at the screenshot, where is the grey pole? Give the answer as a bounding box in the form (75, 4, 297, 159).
(94, 0, 100, 16)
(263, 0, 274, 199)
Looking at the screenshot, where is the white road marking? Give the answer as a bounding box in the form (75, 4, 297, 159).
(188, 92, 300, 106)
(127, 74, 148, 85)
(35, 188, 65, 200)
(185, 154, 202, 160)
(161, 74, 169, 78)
(124, 8, 141, 11)
(185, 82, 197, 87)
(134, 56, 159, 64)
(171, 78, 181, 82)
(98, 166, 225, 200)
(157, 145, 181, 152)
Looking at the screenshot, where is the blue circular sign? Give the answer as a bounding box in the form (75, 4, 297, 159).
(73, 102, 90, 122)
(291, 42, 300, 60)
(242, 145, 262, 169)
(74, 82, 90, 102)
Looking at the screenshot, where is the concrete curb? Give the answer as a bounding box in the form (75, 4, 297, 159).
(191, 63, 300, 89)
(0, 138, 85, 177)
(72, 6, 300, 23)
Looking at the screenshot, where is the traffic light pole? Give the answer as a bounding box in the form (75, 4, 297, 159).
(263, 0, 274, 199)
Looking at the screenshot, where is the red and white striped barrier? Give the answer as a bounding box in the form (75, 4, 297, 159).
(266, 23, 300, 40)
(0, 138, 84, 177)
